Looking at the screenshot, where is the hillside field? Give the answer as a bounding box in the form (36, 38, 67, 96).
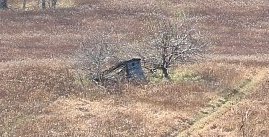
(0, 0, 268, 136)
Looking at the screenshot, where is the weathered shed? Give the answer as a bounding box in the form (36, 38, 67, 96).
(103, 58, 146, 82)
(0, 0, 8, 9)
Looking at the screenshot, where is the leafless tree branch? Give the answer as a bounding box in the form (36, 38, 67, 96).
(75, 34, 119, 85)
(138, 19, 208, 79)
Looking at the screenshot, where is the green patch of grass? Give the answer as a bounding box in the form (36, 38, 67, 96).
(146, 68, 205, 87)
(148, 69, 202, 83)
(58, 0, 76, 8)
(148, 70, 164, 83)
(238, 79, 251, 89)
(171, 70, 202, 82)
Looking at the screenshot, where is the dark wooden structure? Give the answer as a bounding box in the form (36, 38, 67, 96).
(103, 58, 146, 82)
(0, 0, 8, 9)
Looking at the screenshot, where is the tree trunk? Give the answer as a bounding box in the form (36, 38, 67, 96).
(0, 0, 7, 9)
(51, 0, 57, 8)
(161, 67, 171, 80)
(22, 0, 27, 9)
(41, 0, 46, 9)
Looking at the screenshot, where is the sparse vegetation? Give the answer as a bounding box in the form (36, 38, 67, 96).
(75, 34, 119, 85)
(0, 0, 268, 137)
(140, 19, 207, 80)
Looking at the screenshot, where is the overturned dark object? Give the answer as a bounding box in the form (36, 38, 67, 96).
(0, 0, 8, 9)
(95, 58, 146, 84)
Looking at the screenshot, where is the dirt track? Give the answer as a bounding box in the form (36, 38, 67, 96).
(176, 67, 268, 136)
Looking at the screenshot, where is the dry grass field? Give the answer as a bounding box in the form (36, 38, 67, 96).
(0, 0, 269, 137)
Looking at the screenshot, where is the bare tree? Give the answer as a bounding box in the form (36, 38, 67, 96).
(75, 35, 119, 85)
(37, 0, 57, 9)
(139, 20, 207, 80)
(22, 0, 27, 9)
(41, 0, 46, 9)
(51, 0, 57, 8)
(0, 0, 7, 9)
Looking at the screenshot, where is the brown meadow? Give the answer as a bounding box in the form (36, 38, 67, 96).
(1, 0, 269, 136)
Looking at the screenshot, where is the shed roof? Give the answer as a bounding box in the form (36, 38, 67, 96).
(103, 58, 141, 76)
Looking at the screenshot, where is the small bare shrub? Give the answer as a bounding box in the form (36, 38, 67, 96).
(74, 34, 124, 93)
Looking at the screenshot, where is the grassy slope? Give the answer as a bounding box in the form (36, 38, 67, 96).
(0, 60, 208, 136)
(0, 0, 269, 136)
(1, 0, 269, 61)
(177, 67, 268, 136)
(1, 60, 260, 136)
